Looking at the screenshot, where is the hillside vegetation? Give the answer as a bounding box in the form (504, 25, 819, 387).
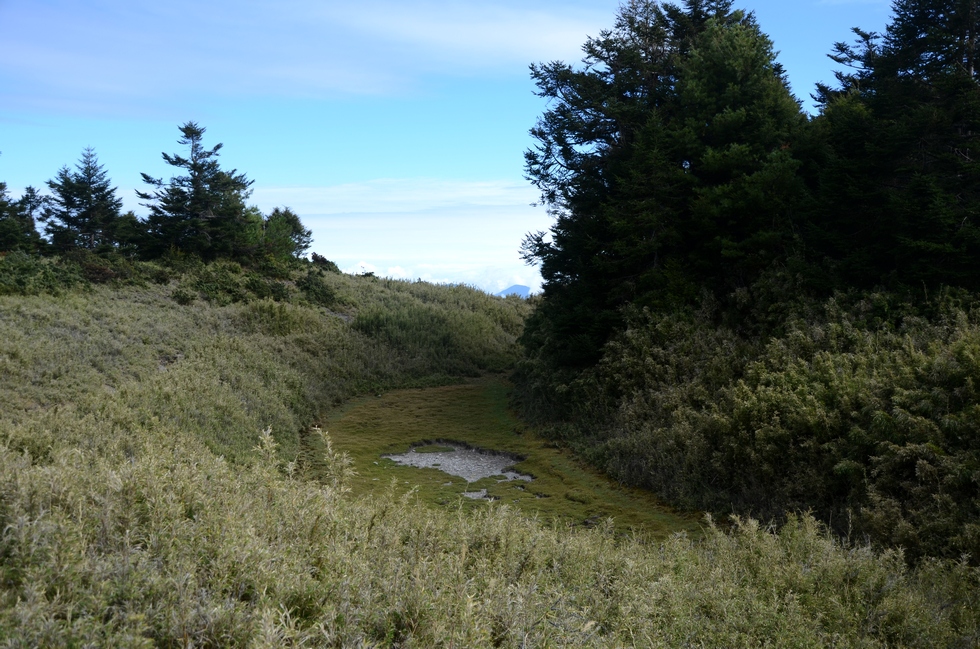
(3, 0, 980, 643)
(0, 252, 526, 463)
(516, 290, 980, 563)
(0, 256, 977, 646)
(515, 0, 980, 567)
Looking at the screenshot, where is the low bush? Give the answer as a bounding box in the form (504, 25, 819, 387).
(353, 300, 520, 376)
(297, 269, 337, 307)
(311, 252, 341, 273)
(0, 251, 86, 296)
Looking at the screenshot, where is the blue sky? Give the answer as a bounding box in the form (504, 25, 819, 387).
(1, 0, 892, 292)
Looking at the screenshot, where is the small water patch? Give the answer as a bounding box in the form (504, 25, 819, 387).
(383, 442, 533, 484)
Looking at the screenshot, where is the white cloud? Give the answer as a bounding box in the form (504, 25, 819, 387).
(309, 209, 546, 292)
(344, 261, 379, 275)
(251, 177, 538, 214)
(321, 1, 609, 68)
(266, 176, 550, 293)
(0, 0, 614, 111)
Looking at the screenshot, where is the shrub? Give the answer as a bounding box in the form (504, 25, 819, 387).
(296, 270, 337, 307)
(353, 301, 519, 375)
(238, 300, 322, 336)
(0, 251, 86, 296)
(187, 261, 250, 305)
(516, 292, 980, 562)
(171, 286, 196, 305)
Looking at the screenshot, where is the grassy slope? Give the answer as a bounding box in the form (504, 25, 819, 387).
(0, 262, 977, 646)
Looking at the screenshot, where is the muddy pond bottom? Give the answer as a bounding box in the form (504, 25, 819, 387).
(382, 443, 533, 497)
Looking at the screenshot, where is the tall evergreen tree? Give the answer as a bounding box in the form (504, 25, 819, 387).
(522, 0, 805, 367)
(811, 0, 980, 289)
(41, 148, 124, 252)
(886, 0, 980, 79)
(137, 122, 254, 260)
(16, 186, 48, 230)
(650, 12, 805, 290)
(12, 187, 47, 253)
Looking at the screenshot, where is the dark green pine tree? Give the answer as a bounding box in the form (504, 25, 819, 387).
(886, 0, 980, 79)
(41, 148, 124, 252)
(16, 186, 48, 229)
(10, 187, 47, 252)
(521, 0, 805, 368)
(810, 0, 980, 289)
(0, 182, 43, 252)
(0, 182, 15, 246)
(639, 11, 805, 295)
(137, 122, 254, 260)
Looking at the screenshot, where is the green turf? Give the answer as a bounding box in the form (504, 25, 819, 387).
(325, 375, 702, 537)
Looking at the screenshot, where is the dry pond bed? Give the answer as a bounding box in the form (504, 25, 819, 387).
(384, 442, 533, 499)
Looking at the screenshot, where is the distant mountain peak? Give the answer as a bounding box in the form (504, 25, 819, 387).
(495, 285, 530, 298)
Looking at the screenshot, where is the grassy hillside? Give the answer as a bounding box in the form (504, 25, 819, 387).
(1, 256, 978, 646)
(0, 253, 527, 463)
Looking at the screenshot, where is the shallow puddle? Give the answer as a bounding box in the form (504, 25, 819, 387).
(383, 443, 533, 485)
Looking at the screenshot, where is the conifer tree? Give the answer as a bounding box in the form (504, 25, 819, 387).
(0, 182, 41, 252)
(16, 186, 48, 229)
(886, 0, 980, 79)
(521, 0, 805, 367)
(263, 207, 312, 260)
(7, 187, 47, 253)
(811, 0, 980, 289)
(137, 122, 254, 260)
(41, 148, 123, 252)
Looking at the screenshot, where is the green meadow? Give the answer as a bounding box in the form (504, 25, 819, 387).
(326, 377, 702, 535)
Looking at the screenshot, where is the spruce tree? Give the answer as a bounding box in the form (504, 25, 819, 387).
(16, 186, 48, 229)
(137, 122, 254, 260)
(811, 0, 980, 289)
(522, 0, 805, 367)
(652, 12, 805, 291)
(41, 148, 123, 252)
(886, 0, 980, 79)
(10, 187, 46, 253)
